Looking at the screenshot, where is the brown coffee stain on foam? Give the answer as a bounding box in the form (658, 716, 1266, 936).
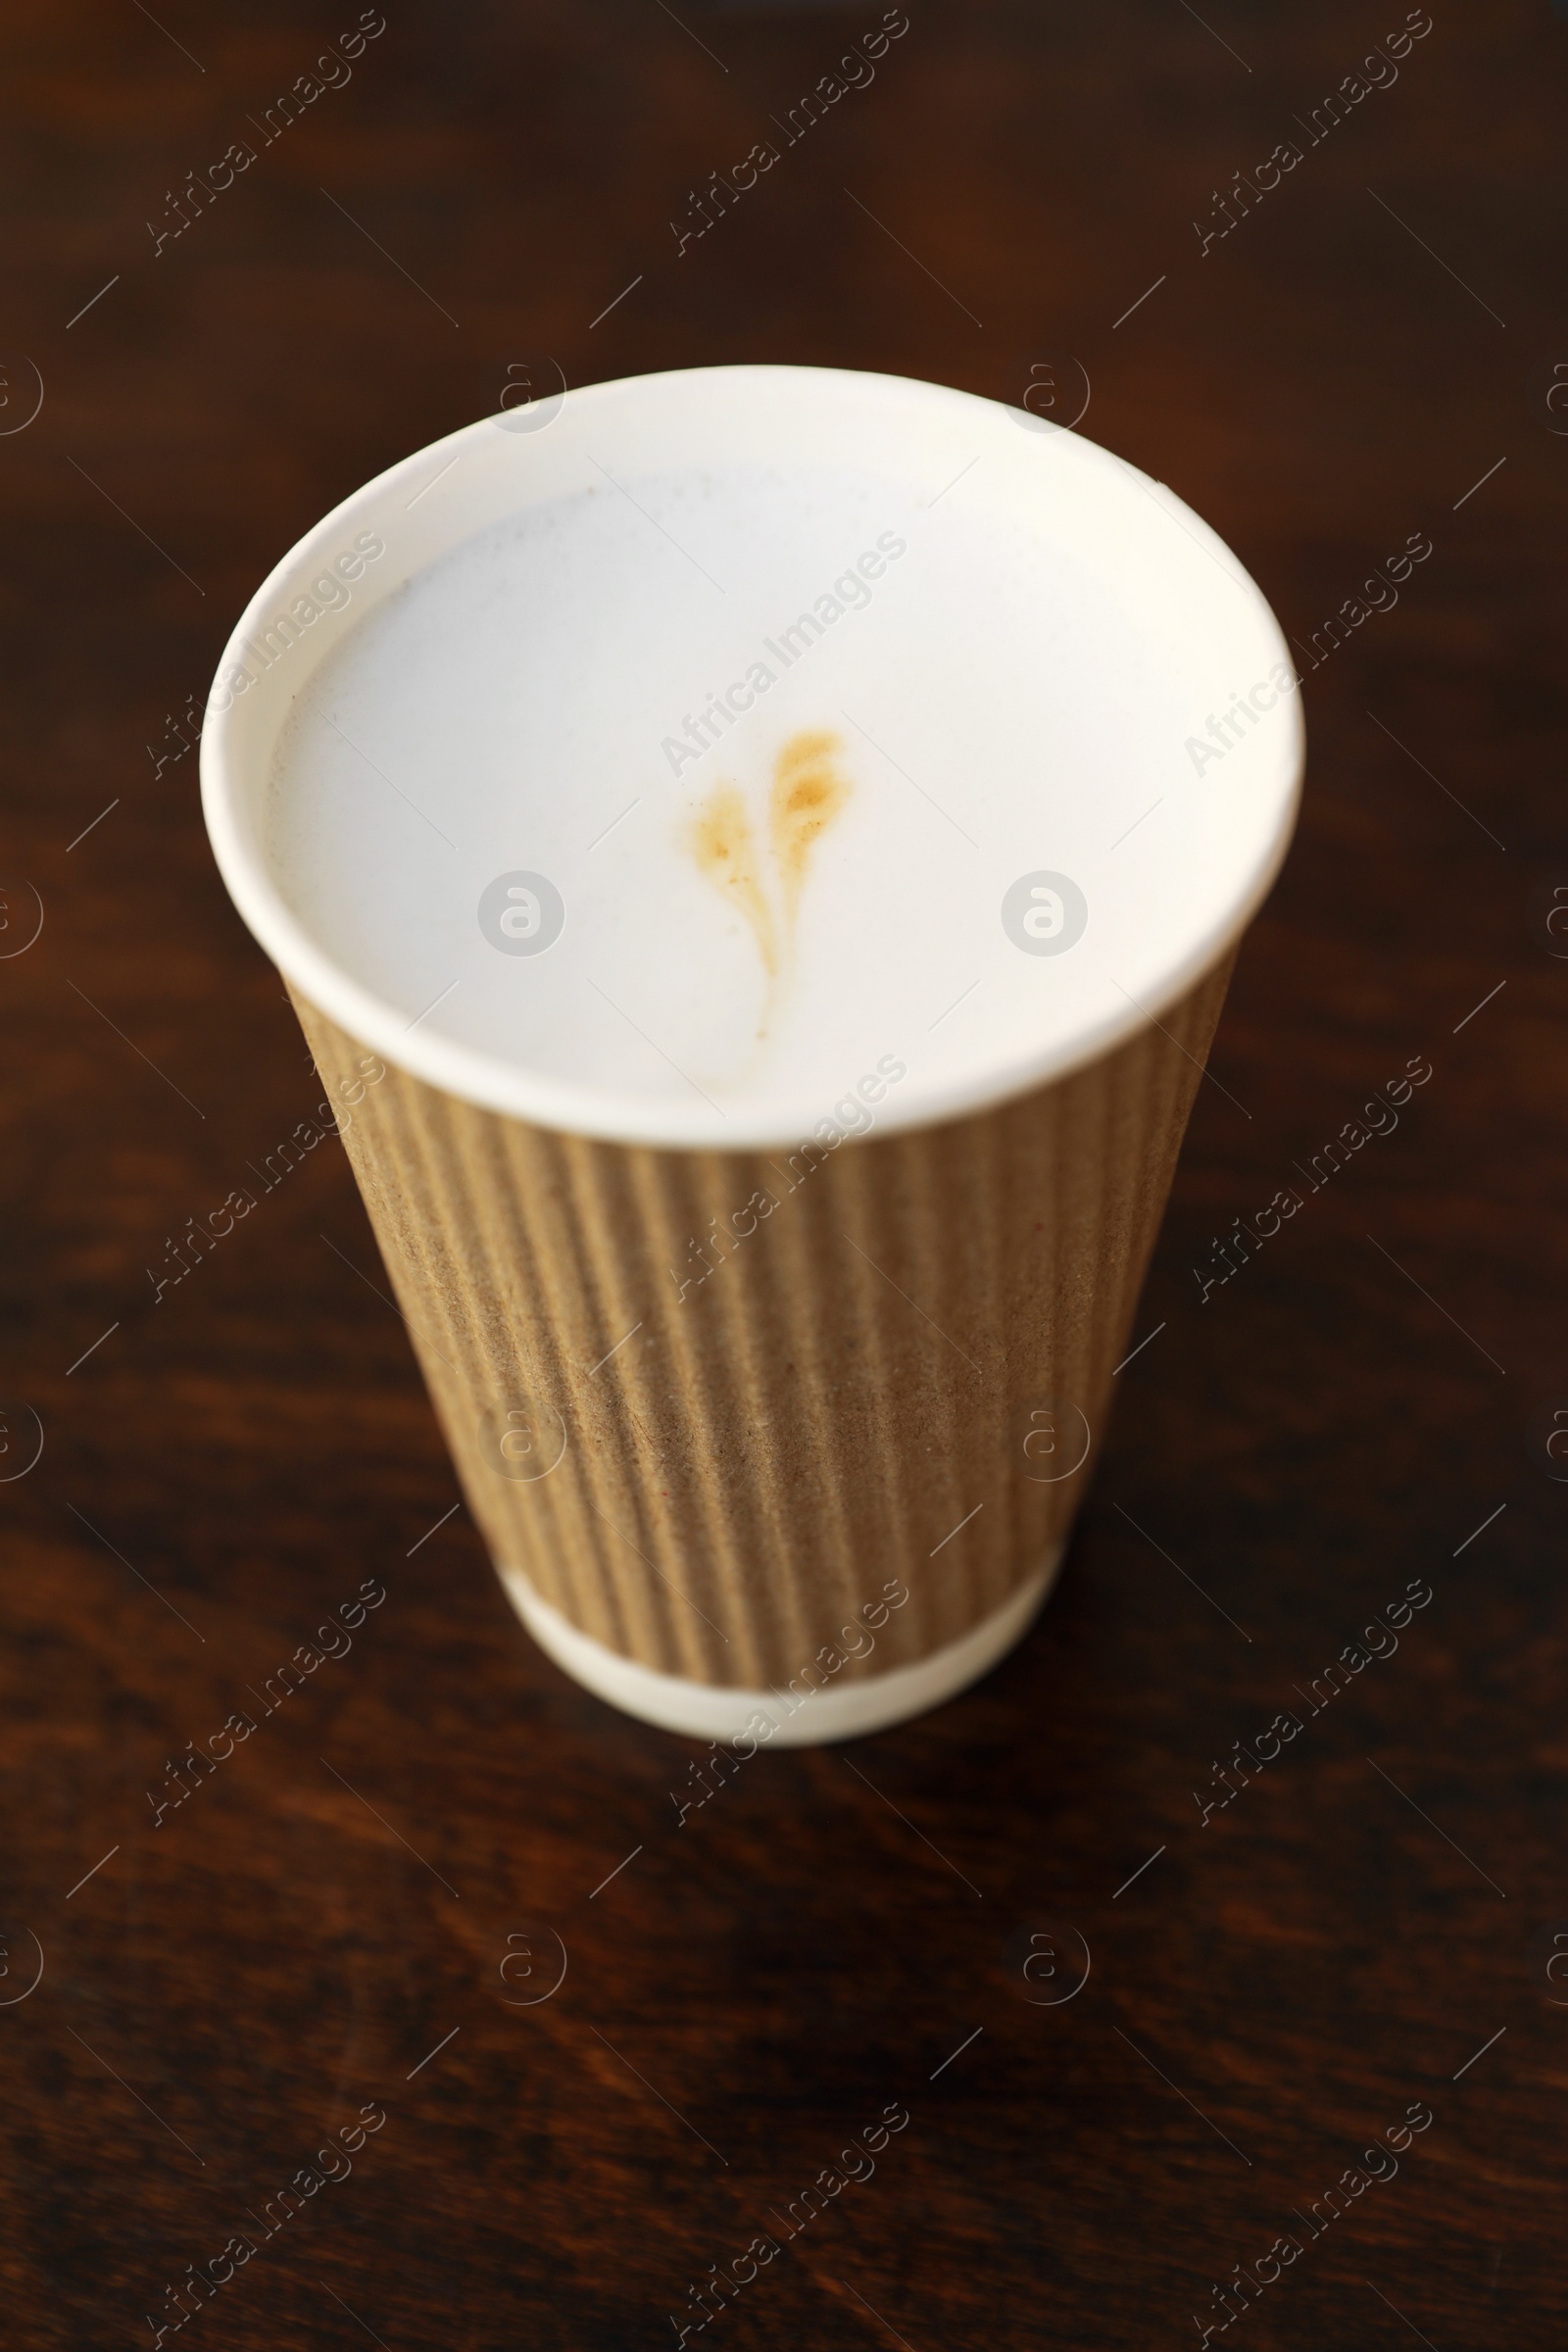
(769, 729, 853, 922)
(685, 731, 853, 1058)
(686, 730, 853, 974)
(686, 780, 779, 975)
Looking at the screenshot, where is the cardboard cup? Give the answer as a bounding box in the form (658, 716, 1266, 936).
(201, 366, 1301, 1741)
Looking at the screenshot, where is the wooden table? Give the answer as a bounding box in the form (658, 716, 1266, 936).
(3, 2, 1561, 2343)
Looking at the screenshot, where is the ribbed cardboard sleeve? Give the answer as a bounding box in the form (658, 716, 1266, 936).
(292, 956, 1231, 1693)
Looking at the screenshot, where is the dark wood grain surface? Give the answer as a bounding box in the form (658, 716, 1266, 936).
(3, 2, 1564, 2345)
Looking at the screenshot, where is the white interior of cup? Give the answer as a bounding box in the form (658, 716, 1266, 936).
(200, 364, 1303, 1150)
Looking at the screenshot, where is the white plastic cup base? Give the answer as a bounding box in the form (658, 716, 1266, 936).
(492, 1544, 1066, 1744)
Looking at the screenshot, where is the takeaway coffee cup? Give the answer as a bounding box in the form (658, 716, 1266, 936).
(201, 364, 1302, 1742)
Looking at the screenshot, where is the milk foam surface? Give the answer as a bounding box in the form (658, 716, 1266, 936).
(226, 368, 1301, 1145)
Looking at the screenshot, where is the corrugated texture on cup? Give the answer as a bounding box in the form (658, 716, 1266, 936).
(293, 953, 1230, 1692)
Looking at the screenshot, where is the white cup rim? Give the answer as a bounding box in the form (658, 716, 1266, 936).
(200, 362, 1303, 1151)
